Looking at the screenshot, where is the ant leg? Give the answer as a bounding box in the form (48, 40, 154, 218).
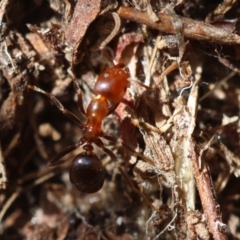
(95, 138, 159, 212)
(27, 85, 84, 127)
(103, 134, 155, 166)
(72, 78, 87, 118)
(49, 142, 82, 166)
(107, 103, 119, 115)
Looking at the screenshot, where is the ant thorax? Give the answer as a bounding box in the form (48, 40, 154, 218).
(84, 95, 109, 142)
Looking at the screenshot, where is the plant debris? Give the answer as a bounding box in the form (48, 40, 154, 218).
(0, 1, 240, 239)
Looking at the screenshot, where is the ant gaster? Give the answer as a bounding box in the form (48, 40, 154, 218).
(28, 63, 134, 193)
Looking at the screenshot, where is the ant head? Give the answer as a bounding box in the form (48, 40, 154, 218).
(69, 153, 105, 193)
(94, 63, 130, 105)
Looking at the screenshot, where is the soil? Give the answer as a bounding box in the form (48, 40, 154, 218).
(0, 1, 240, 239)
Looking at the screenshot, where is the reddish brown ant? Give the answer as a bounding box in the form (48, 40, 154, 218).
(27, 63, 154, 194)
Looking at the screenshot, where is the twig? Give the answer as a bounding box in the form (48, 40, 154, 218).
(117, 7, 240, 44)
(153, 61, 178, 87)
(149, 35, 161, 72)
(3, 133, 20, 157)
(0, 171, 56, 223)
(0, 190, 20, 225)
(189, 142, 227, 240)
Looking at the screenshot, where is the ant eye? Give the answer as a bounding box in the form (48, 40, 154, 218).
(69, 153, 105, 193)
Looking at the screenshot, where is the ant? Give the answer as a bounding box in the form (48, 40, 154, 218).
(27, 63, 155, 195)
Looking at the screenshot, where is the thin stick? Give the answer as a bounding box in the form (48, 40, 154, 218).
(0, 171, 56, 223)
(189, 141, 227, 240)
(199, 71, 236, 101)
(153, 61, 178, 87)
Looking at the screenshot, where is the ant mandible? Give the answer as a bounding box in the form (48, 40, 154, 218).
(28, 63, 143, 193)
